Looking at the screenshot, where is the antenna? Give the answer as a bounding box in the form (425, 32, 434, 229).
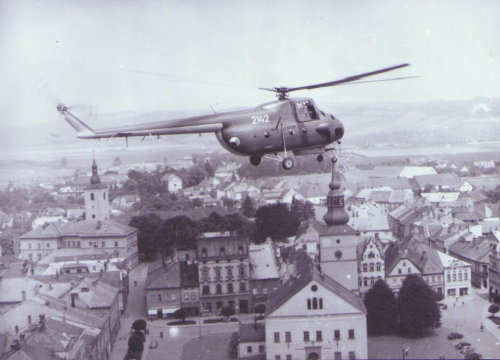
(210, 105, 217, 114)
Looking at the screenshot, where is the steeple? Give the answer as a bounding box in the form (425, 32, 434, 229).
(90, 157, 101, 185)
(323, 156, 349, 226)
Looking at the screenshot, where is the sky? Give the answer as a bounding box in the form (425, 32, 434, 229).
(1, 0, 499, 126)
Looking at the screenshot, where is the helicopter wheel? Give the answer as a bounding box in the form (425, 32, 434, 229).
(317, 154, 324, 162)
(282, 157, 294, 170)
(249, 155, 262, 166)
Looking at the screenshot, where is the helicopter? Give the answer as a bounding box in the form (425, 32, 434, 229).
(58, 63, 414, 170)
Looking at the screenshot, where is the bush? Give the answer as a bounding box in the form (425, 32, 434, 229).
(203, 317, 238, 324)
(166, 320, 196, 326)
(464, 352, 482, 360)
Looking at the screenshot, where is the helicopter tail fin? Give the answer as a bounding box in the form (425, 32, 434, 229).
(57, 104, 96, 136)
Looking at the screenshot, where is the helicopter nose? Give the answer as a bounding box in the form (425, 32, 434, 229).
(335, 122, 344, 139)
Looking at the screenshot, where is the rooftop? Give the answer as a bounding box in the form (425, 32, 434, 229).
(249, 243, 280, 280)
(239, 323, 265, 343)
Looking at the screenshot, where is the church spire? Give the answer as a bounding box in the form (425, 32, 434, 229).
(323, 155, 349, 226)
(90, 155, 101, 185)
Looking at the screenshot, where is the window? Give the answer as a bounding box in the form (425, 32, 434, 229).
(171, 294, 176, 300)
(247, 346, 252, 354)
(103, 192, 106, 200)
(275, 356, 281, 360)
(274, 332, 280, 343)
(370, 279, 374, 286)
(238, 246, 244, 254)
(203, 302, 212, 312)
(37, 243, 41, 249)
(202, 285, 210, 295)
(227, 268, 233, 277)
(72, 241, 76, 247)
(304, 331, 310, 341)
(202, 269, 209, 279)
(431, 276, 435, 283)
(37, 253, 42, 260)
(408, 268, 411, 274)
(91, 193, 94, 201)
(151, 295, 157, 301)
(28, 254, 33, 260)
(464, 272, 468, 280)
(334, 330, 340, 340)
(259, 345, 264, 353)
(115, 241, 118, 247)
(368, 252, 375, 258)
(295, 100, 318, 122)
(239, 267, 246, 276)
(216, 301, 223, 311)
(403, 262, 406, 267)
(364, 279, 368, 286)
(313, 298, 318, 309)
(447, 274, 451, 282)
(398, 268, 402, 274)
(349, 351, 356, 360)
(348, 329, 355, 339)
(191, 293, 196, 300)
(76, 241, 80, 247)
(215, 269, 221, 278)
(28, 243, 32, 249)
(216, 284, 222, 294)
(102, 242, 105, 248)
(393, 279, 397, 284)
(239, 282, 246, 292)
(370, 265, 374, 271)
(376, 265, 381, 271)
(252, 288, 258, 295)
(228, 283, 233, 293)
(157, 295, 162, 301)
(285, 331, 292, 342)
(453, 274, 456, 281)
(459, 273, 462, 281)
(335, 352, 342, 360)
(184, 293, 189, 300)
(286, 356, 292, 360)
(363, 266, 368, 272)
(201, 248, 207, 257)
(220, 247, 225, 256)
(273, 286, 278, 292)
(228, 300, 235, 308)
(307, 298, 311, 310)
(89, 242, 92, 247)
(263, 288, 268, 295)
(316, 331, 322, 341)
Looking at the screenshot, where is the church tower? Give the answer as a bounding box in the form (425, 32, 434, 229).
(319, 156, 359, 293)
(84, 159, 110, 222)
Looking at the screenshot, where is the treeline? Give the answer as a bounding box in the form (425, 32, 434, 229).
(129, 197, 315, 261)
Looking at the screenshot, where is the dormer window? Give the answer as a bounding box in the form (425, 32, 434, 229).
(201, 248, 207, 257)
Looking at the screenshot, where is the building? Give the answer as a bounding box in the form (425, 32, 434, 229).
(358, 237, 385, 295)
(440, 251, 471, 297)
(264, 259, 368, 360)
(384, 245, 422, 293)
(238, 323, 266, 359)
(16, 160, 139, 270)
(197, 232, 250, 314)
(161, 173, 183, 193)
(449, 237, 495, 289)
(248, 242, 281, 310)
(387, 198, 433, 240)
(489, 243, 500, 299)
(146, 261, 181, 319)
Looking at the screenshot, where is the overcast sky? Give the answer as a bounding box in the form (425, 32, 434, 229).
(1, 0, 499, 125)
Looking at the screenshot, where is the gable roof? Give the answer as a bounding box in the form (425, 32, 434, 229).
(449, 237, 493, 264)
(239, 323, 266, 342)
(265, 255, 366, 317)
(146, 261, 181, 290)
(161, 173, 181, 182)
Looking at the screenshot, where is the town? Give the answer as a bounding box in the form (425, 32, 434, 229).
(1, 148, 500, 360)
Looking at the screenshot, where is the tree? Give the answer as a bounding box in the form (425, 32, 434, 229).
(192, 197, 203, 208)
(290, 197, 315, 232)
(364, 279, 398, 334)
(398, 274, 441, 337)
(253, 203, 294, 243)
(160, 216, 200, 263)
(129, 214, 163, 261)
(60, 157, 68, 168)
(433, 291, 445, 302)
(255, 304, 266, 317)
(488, 304, 500, 318)
(241, 195, 256, 218)
(221, 306, 235, 320)
(113, 156, 122, 166)
(0, 228, 25, 255)
(203, 160, 215, 177)
(221, 196, 237, 210)
(174, 308, 187, 323)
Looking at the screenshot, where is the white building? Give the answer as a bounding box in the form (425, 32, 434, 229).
(161, 173, 183, 193)
(265, 261, 368, 360)
(358, 237, 385, 295)
(439, 251, 472, 297)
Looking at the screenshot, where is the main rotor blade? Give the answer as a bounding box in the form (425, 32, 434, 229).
(334, 76, 419, 87)
(288, 63, 411, 92)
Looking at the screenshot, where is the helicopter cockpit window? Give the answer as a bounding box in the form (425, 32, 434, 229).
(295, 100, 319, 122)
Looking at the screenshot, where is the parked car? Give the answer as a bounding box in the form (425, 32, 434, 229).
(455, 341, 472, 349)
(460, 346, 475, 354)
(447, 332, 464, 340)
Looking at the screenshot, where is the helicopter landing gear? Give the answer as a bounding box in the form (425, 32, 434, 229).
(317, 154, 324, 162)
(249, 155, 262, 166)
(282, 157, 294, 170)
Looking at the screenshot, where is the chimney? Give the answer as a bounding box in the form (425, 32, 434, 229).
(70, 281, 75, 289)
(22, 290, 26, 301)
(49, 282, 52, 291)
(15, 325, 19, 333)
(19, 334, 25, 342)
(39, 314, 45, 330)
(28, 315, 31, 325)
